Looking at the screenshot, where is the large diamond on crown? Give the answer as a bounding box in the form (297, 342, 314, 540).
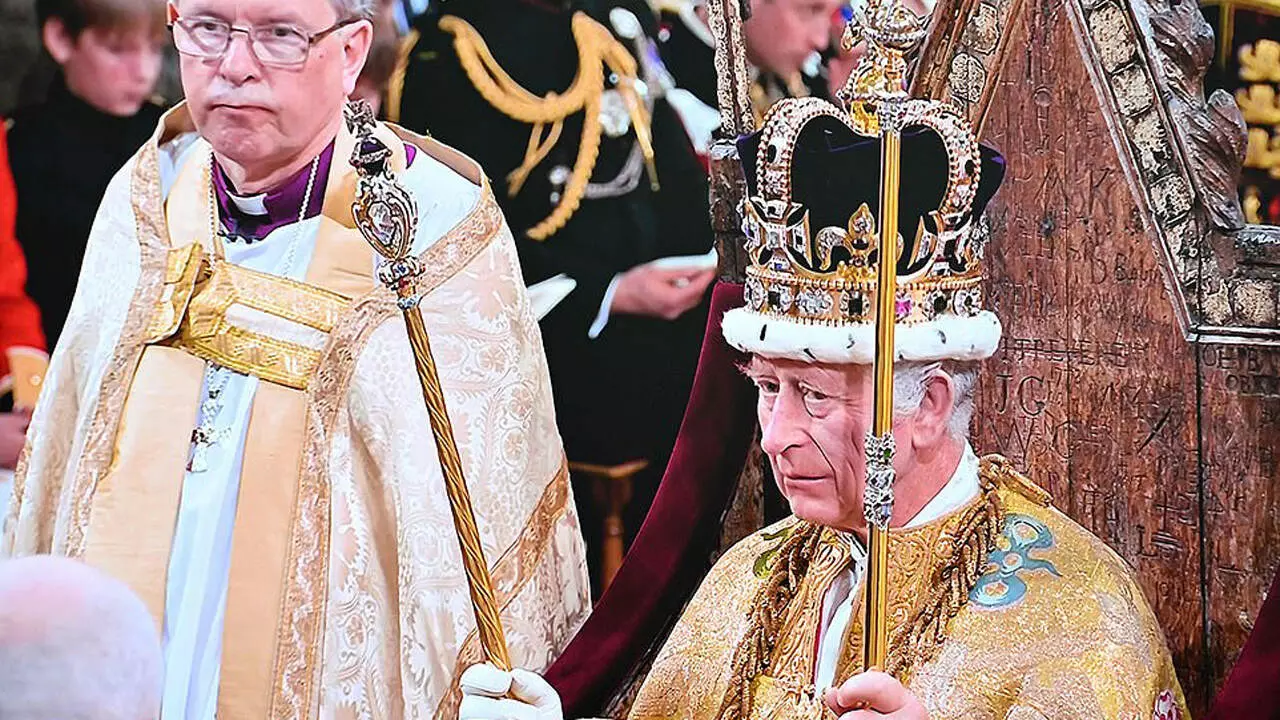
(796, 287, 834, 317)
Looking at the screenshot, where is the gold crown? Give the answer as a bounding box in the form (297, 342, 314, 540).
(726, 0, 1001, 364)
(739, 97, 986, 329)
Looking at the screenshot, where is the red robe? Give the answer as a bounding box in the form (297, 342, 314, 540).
(0, 122, 48, 407)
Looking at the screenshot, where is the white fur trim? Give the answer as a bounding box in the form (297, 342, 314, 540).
(721, 309, 1003, 363)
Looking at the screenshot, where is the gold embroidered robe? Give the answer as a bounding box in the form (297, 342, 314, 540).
(1, 105, 592, 719)
(630, 457, 1190, 720)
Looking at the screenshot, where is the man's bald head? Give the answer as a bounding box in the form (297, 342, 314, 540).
(0, 556, 162, 720)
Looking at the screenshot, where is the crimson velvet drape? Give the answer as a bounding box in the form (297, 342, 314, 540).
(545, 282, 759, 716)
(1206, 567, 1280, 719)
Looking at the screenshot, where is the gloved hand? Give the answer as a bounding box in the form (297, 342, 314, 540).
(459, 663, 565, 720)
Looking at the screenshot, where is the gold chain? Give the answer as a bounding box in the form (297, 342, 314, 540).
(717, 475, 1005, 720)
(884, 470, 1003, 680)
(717, 522, 825, 720)
(439, 12, 654, 241)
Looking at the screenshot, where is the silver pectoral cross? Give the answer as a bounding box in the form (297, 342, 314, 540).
(188, 364, 233, 473)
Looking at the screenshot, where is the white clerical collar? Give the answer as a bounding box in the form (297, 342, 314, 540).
(815, 443, 980, 692)
(907, 442, 981, 528)
(227, 190, 268, 216)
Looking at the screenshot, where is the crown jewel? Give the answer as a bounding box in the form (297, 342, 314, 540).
(725, 1, 1004, 364)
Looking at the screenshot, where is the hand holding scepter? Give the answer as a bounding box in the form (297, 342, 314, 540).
(345, 100, 511, 671)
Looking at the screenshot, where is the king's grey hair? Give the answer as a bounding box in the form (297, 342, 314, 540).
(332, 0, 377, 21)
(0, 556, 163, 720)
(892, 360, 979, 439)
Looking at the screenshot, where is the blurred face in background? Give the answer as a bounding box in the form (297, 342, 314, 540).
(43, 17, 165, 116)
(744, 0, 844, 77)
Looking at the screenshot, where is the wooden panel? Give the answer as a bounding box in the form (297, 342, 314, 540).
(1201, 345, 1280, 691)
(973, 0, 1210, 711)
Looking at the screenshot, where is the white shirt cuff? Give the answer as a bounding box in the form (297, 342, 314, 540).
(588, 274, 623, 339)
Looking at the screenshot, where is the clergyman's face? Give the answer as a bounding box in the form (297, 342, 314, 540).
(174, 0, 364, 171)
(744, 0, 844, 77)
(747, 356, 874, 530)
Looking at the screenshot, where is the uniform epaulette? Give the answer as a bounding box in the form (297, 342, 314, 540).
(438, 12, 656, 241)
(981, 454, 1053, 507)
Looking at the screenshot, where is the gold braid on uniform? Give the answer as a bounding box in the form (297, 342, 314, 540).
(716, 521, 825, 720)
(438, 13, 657, 241)
(716, 470, 1007, 720)
(884, 468, 1003, 680)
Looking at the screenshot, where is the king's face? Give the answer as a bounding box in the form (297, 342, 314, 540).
(745, 356, 875, 531)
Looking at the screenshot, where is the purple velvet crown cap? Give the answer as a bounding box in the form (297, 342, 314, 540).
(735, 114, 1007, 246)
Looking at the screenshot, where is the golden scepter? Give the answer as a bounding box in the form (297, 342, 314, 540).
(838, 0, 928, 672)
(344, 100, 511, 671)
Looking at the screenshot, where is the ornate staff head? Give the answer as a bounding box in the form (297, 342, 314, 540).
(346, 100, 423, 306)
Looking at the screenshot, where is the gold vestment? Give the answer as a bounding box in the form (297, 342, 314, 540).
(2, 106, 592, 719)
(630, 457, 1189, 720)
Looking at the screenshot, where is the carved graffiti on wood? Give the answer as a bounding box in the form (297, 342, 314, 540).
(914, 0, 1280, 712)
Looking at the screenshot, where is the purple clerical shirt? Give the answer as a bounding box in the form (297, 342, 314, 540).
(211, 139, 418, 241)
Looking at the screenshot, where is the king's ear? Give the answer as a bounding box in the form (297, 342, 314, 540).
(340, 20, 376, 97)
(912, 370, 958, 450)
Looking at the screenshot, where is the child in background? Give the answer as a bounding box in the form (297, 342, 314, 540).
(6, 0, 165, 349)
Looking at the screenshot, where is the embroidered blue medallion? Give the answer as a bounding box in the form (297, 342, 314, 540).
(970, 514, 1061, 609)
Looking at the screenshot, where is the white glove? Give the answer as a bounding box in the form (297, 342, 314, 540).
(459, 663, 565, 720)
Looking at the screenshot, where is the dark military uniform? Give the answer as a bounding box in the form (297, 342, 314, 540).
(397, 0, 713, 588)
(653, 1, 719, 108)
